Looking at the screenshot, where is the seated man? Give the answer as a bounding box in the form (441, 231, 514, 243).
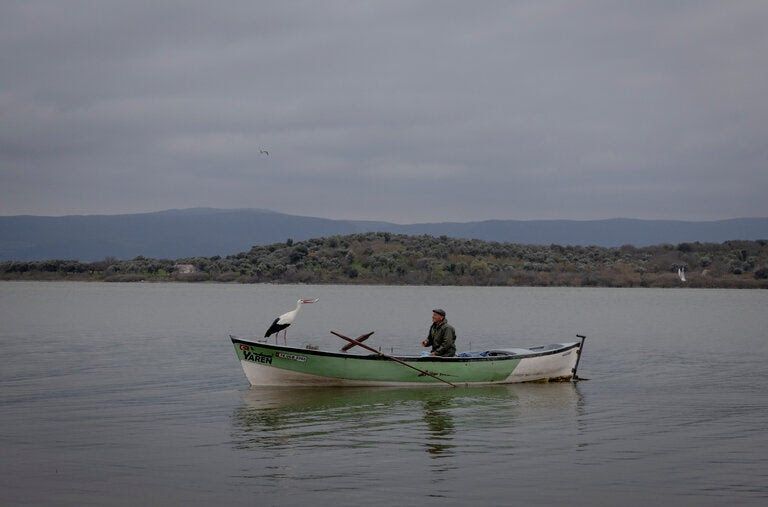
(421, 308, 456, 357)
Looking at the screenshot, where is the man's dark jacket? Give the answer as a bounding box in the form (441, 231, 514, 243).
(426, 320, 456, 357)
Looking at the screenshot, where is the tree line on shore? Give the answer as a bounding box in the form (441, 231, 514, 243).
(2, 232, 767, 288)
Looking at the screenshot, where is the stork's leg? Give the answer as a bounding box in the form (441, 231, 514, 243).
(283, 329, 287, 345)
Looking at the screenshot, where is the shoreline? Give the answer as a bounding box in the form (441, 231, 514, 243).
(2, 274, 766, 289)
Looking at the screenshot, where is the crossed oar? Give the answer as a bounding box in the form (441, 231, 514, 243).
(331, 331, 456, 387)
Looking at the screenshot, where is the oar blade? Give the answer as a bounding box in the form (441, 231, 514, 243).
(340, 331, 375, 352)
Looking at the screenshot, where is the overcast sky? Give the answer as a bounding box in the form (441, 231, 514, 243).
(2, 1, 767, 223)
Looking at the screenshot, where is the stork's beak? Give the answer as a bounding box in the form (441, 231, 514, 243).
(301, 298, 319, 304)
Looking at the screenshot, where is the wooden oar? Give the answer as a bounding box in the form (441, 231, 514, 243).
(331, 331, 456, 387)
(340, 331, 375, 352)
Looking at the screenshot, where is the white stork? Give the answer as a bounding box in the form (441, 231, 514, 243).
(264, 298, 318, 344)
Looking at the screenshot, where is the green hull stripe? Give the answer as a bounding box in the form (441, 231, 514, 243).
(234, 341, 522, 383)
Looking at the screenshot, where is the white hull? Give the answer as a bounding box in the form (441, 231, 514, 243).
(235, 340, 583, 387)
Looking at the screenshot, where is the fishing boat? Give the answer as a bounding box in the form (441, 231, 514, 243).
(230, 332, 586, 387)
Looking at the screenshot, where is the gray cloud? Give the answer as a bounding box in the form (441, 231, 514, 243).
(2, 0, 767, 222)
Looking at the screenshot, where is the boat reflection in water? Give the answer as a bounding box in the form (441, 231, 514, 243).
(232, 383, 582, 469)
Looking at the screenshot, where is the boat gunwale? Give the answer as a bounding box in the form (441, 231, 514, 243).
(230, 336, 579, 362)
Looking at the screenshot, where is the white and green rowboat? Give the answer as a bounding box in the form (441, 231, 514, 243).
(230, 333, 586, 387)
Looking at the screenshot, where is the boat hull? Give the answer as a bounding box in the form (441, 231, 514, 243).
(231, 336, 582, 386)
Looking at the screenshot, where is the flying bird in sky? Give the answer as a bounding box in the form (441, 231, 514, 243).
(264, 298, 319, 344)
(259, 149, 269, 156)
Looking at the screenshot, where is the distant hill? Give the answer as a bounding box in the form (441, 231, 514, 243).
(1, 208, 767, 261)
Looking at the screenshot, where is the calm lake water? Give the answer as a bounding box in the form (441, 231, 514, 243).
(1, 282, 767, 506)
